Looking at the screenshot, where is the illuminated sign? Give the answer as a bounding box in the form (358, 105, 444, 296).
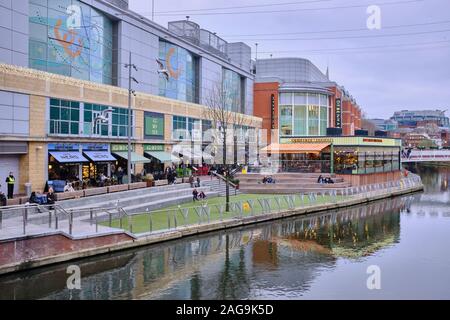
(335, 98, 342, 128)
(144, 112, 165, 139)
(270, 94, 275, 129)
(143, 144, 165, 152)
(363, 138, 383, 143)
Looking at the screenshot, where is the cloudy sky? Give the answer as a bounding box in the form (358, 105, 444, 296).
(129, 0, 450, 119)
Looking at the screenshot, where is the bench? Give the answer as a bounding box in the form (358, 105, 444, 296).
(128, 182, 147, 190)
(153, 179, 169, 187)
(84, 187, 108, 197)
(55, 190, 84, 201)
(108, 184, 129, 193)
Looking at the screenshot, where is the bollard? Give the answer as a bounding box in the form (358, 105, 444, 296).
(90, 208, 93, 226)
(149, 212, 153, 232)
(69, 211, 73, 235)
(0, 210, 2, 229)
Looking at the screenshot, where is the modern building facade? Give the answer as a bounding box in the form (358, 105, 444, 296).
(253, 58, 362, 145)
(0, 0, 261, 196)
(253, 58, 400, 183)
(391, 110, 450, 128)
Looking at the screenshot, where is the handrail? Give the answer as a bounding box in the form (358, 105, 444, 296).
(211, 171, 238, 189)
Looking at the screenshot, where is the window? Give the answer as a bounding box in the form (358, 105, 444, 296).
(280, 105, 293, 136)
(222, 68, 242, 112)
(29, 0, 114, 84)
(308, 105, 319, 136)
(172, 116, 202, 140)
(49, 98, 80, 135)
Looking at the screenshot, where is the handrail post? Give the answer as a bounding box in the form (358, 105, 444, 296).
(90, 208, 93, 226)
(69, 210, 73, 235)
(48, 210, 52, 228)
(0, 210, 2, 230)
(22, 208, 26, 235)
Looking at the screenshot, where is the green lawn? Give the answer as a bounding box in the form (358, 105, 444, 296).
(104, 193, 345, 234)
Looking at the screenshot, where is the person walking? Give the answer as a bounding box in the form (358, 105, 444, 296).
(0, 187, 6, 206)
(5, 172, 15, 199)
(117, 167, 124, 185)
(192, 189, 199, 202)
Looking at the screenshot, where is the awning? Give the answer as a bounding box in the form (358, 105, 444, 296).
(113, 152, 151, 163)
(262, 143, 330, 154)
(145, 151, 180, 163)
(49, 151, 89, 163)
(83, 151, 116, 162)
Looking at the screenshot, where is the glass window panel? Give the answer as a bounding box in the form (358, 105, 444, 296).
(70, 122, 79, 135)
(294, 105, 307, 135)
(60, 107, 70, 120)
(29, 3, 48, 25)
(50, 106, 59, 119)
(30, 40, 47, 60)
(279, 93, 292, 105)
(294, 93, 307, 105)
(29, 58, 47, 72)
(308, 93, 319, 105)
(320, 94, 328, 106)
(29, 23, 48, 42)
(71, 108, 79, 121)
(60, 121, 69, 134)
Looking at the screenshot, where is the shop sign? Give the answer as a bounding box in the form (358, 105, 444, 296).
(270, 94, 275, 130)
(288, 138, 333, 144)
(111, 144, 133, 152)
(143, 144, 165, 152)
(144, 112, 164, 139)
(82, 143, 109, 151)
(335, 98, 342, 128)
(48, 143, 79, 151)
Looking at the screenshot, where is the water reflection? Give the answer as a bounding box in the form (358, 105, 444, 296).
(2, 165, 450, 300)
(0, 195, 413, 300)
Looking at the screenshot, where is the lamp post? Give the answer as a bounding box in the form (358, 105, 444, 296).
(125, 52, 138, 185)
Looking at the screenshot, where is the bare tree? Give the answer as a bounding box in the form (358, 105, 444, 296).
(203, 81, 253, 212)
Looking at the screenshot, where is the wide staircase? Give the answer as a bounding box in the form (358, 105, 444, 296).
(236, 173, 351, 194)
(200, 177, 241, 197)
(59, 183, 215, 215)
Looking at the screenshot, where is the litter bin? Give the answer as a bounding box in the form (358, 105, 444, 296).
(25, 182, 32, 198)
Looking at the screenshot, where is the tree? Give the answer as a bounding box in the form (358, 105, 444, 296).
(203, 81, 253, 212)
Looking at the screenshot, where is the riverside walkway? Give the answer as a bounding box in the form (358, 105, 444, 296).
(0, 174, 423, 275)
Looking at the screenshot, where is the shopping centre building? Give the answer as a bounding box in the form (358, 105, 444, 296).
(0, 0, 261, 195)
(253, 58, 402, 184)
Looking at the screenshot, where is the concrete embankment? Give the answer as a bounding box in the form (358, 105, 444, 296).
(0, 183, 423, 276)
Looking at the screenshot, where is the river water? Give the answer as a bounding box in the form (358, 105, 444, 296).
(1, 164, 449, 300)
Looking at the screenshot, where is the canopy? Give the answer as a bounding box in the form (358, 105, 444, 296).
(145, 151, 180, 163)
(83, 151, 116, 162)
(262, 143, 330, 154)
(113, 152, 151, 163)
(49, 151, 89, 163)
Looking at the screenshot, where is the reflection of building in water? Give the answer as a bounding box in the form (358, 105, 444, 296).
(1, 197, 409, 300)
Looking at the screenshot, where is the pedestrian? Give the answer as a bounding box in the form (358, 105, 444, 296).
(46, 187, 56, 210)
(0, 187, 6, 206)
(199, 191, 206, 200)
(196, 176, 201, 188)
(192, 189, 199, 201)
(5, 172, 15, 199)
(189, 175, 194, 188)
(117, 167, 124, 184)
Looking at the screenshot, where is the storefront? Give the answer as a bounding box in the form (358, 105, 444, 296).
(269, 136, 402, 175)
(111, 144, 150, 181)
(48, 143, 88, 189)
(143, 144, 179, 176)
(81, 144, 117, 183)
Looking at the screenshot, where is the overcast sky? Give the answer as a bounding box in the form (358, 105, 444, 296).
(129, 0, 450, 119)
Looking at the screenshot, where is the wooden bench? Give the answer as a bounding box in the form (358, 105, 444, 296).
(84, 187, 108, 197)
(55, 190, 84, 201)
(6, 198, 21, 206)
(153, 180, 169, 187)
(128, 182, 147, 190)
(108, 184, 129, 193)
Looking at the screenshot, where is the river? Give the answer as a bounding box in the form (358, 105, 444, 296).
(1, 164, 449, 300)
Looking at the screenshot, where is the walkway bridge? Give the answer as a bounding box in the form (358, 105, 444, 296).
(402, 150, 450, 163)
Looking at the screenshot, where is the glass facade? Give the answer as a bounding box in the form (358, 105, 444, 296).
(172, 116, 208, 141)
(334, 147, 401, 174)
(159, 40, 198, 103)
(279, 92, 329, 137)
(223, 68, 242, 113)
(29, 0, 114, 84)
(49, 98, 132, 138)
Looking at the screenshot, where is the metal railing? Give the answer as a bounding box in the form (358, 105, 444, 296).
(0, 174, 423, 237)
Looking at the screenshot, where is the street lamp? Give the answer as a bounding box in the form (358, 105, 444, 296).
(124, 52, 138, 185)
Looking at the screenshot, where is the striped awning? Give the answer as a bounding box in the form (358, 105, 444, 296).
(261, 143, 330, 154)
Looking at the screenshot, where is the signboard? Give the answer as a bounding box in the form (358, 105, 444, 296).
(82, 143, 109, 151)
(280, 136, 401, 147)
(111, 144, 133, 152)
(335, 98, 342, 128)
(48, 143, 79, 151)
(270, 94, 276, 129)
(144, 112, 164, 139)
(143, 144, 165, 152)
